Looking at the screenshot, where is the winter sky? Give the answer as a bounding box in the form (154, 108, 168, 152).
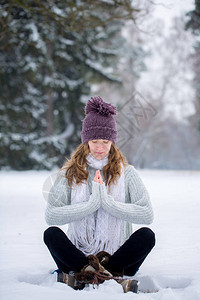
(152, 0, 194, 30)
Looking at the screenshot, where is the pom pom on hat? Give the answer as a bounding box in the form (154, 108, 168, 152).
(86, 96, 117, 116)
(81, 96, 118, 144)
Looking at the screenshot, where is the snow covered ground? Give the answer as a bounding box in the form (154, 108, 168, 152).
(0, 169, 200, 300)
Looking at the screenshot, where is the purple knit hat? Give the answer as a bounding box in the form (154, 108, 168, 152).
(81, 96, 118, 144)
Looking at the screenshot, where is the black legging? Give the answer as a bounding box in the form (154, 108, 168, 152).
(43, 226, 155, 276)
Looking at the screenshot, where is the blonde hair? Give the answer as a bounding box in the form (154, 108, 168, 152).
(59, 142, 128, 189)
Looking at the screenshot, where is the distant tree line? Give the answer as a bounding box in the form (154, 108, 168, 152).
(185, 0, 200, 134)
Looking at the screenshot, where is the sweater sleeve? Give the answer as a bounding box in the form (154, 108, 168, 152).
(101, 165, 154, 224)
(45, 171, 101, 226)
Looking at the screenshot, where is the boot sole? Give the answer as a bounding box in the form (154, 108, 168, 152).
(129, 279, 139, 293)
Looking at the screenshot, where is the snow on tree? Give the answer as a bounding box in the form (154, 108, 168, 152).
(0, 0, 144, 170)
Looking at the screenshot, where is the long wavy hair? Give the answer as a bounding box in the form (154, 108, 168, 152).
(59, 142, 128, 189)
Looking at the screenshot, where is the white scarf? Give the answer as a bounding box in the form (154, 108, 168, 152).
(67, 153, 125, 256)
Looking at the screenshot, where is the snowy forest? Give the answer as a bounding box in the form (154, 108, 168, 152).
(0, 0, 200, 170)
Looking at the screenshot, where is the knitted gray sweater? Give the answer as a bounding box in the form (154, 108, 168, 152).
(45, 164, 154, 243)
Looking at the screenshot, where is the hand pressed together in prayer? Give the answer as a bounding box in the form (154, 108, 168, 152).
(93, 170, 103, 185)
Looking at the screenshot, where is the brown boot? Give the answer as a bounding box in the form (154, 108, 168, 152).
(117, 278, 139, 293)
(96, 251, 111, 267)
(57, 271, 85, 290)
(74, 254, 113, 285)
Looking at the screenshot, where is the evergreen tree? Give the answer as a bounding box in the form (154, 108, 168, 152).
(0, 1, 143, 170)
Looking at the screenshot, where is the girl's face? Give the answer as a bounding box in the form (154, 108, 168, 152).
(88, 139, 112, 160)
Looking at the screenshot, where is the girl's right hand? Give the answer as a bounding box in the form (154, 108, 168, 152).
(93, 170, 103, 185)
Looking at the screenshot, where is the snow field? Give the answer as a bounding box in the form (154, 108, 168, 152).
(0, 169, 200, 300)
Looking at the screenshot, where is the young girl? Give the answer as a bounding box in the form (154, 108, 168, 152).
(44, 96, 155, 293)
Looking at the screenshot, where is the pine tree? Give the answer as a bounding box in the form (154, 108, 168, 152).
(0, 0, 142, 170)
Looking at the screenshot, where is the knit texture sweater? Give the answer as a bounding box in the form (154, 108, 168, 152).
(45, 164, 154, 244)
